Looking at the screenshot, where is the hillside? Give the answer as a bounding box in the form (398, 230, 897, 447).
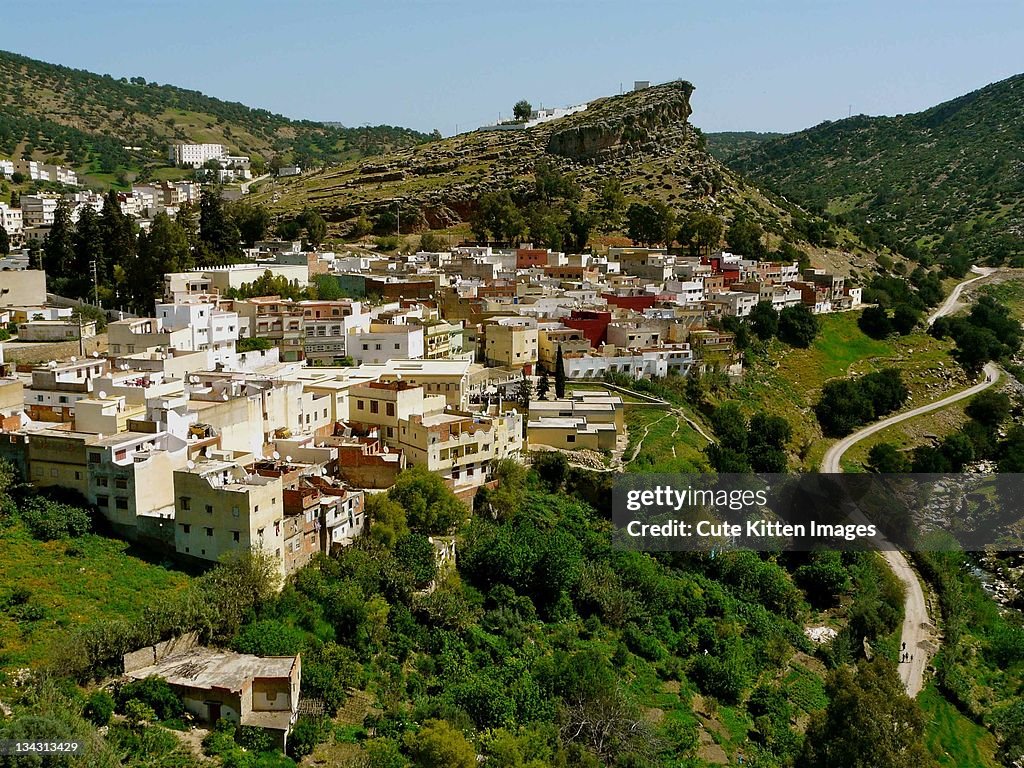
(256, 80, 870, 266)
(0, 50, 433, 186)
(729, 73, 1024, 265)
(704, 130, 784, 162)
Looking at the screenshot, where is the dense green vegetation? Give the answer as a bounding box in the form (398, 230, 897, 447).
(0, 50, 434, 184)
(730, 73, 1024, 266)
(704, 131, 785, 162)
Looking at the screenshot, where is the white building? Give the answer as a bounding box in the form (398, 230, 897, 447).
(0, 159, 14, 177)
(0, 203, 23, 237)
(168, 143, 227, 168)
(20, 195, 59, 227)
(156, 302, 240, 366)
(349, 323, 425, 365)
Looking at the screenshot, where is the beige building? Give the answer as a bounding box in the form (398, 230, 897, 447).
(0, 270, 46, 307)
(173, 458, 287, 578)
(527, 416, 618, 451)
(124, 637, 300, 750)
(537, 326, 591, 371)
(484, 317, 538, 369)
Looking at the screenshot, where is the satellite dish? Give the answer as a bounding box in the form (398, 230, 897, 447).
(285, 455, 292, 463)
(98, 390, 107, 399)
(186, 460, 195, 470)
(382, 445, 389, 454)
(222, 392, 229, 401)
(320, 467, 328, 475)
(48, 360, 57, 368)
(272, 451, 280, 460)
(70, 356, 77, 362)
(92, 351, 100, 358)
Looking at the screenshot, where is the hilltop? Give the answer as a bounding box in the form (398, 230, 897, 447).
(256, 81, 869, 266)
(728, 73, 1024, 265)
(0, 50, 433, 186)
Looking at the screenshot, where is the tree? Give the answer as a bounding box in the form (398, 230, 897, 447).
(405, 719, 476, 768)
(513, 100, 533, 122)
(100, 190, 135, 285)
(389, 465, 465, 535)
(199, 187, 241, 263)
(395, 533, 438, 588)
(514, 373, 531, 409)
(965, 390, 1011, 427)
(891, 304, 921, 335)
(815, 379, 875, 437)
(42, 198, 75, 286)
(595, 179, 626, 231)
(678, 212, 723, 256)
(419, 232, 447, 252)
(778, 304, 819, 348)
(727, 216, 766, 258)
(799, 659, 935, 768)
(298, 207, 328, 247)
(71, 205, 104, 300)
(230, 201, 271, 247)
(710, 402, 749, 453)
(83, 690, 115, 726)
(796, 551, 850, 605)
(0, 224, 8, 256)
(368, 494, 409, 548)
(866, 443, 910, 473)
(566, 205, 595, 252)
(127, 212, 190, 313)
(748, 301, 779, 340)
(626, 201, 674, 246)
(471, 191, 526, 244)
(859, 305, 894, 339)
(555, 345, 566, 399)
(536, 370, 550, 400)
(533, 160, 580, 202)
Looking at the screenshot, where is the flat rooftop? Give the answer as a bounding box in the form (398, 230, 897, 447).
(126, 646, 296, 692)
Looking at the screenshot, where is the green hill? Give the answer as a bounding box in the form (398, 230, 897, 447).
(0, 49, 434, 187)
(704, 130, 784, 162)
(728, 73, 1024, 266)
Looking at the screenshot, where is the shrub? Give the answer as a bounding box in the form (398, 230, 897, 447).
(83, 690, 115, 726)
(116, 676, 183, 721)
(17, 497, 91, 540)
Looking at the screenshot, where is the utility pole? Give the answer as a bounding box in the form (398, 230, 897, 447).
(77, 311, 85, 357)
(91, 259, 99, 307)
(396, 200, 400, 239)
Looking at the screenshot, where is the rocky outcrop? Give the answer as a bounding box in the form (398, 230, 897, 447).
(546, 80, 694, 161)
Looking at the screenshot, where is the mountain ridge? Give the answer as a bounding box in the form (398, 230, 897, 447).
(728, 72, 1024, 265)
(0, 49, 433, 185)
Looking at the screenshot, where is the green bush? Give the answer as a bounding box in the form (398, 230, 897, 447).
(83, 690, 115, 726)
(17, 497, 91, 540)
(115, 676, 183, 722)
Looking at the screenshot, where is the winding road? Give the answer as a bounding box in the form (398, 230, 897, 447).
(820, 268, 1003, 698)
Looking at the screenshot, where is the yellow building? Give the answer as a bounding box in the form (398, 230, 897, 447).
(484, 318, 538, 369)
(527, 416, 618, 451)
(537, 326, 591, 371)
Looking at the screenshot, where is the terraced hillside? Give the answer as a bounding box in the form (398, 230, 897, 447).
(729, 73, 1024, 264)
(0, 49, 433, 185)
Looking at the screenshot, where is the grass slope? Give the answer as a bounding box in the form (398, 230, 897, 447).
(0, 520, 188, 676)
(735, 311, 960, 469)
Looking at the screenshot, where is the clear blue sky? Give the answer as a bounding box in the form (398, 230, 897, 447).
(5, 0, 1023, 136)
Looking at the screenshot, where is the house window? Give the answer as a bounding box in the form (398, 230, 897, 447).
(206, 504, 214, 515)
(205, 527, 213, 536)
(567, 435, 576, 443)
(182, 523, 191, 534)
(115, 477, 128, 489)
(180, 496, 191, 510)
(97, 495, 109, 507)
(375, 343, 382, 351)
(96, 476, 108, 487)
(232, 505, 240, 517)
(370, 400, 379, 414)
(385, 402, 395, 416)
(357, 400, 365, 411)
(232, 531, 240, 542)
(115, 497, 129, 510)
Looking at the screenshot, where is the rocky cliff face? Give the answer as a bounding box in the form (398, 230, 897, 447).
(545, 80, 695, 162)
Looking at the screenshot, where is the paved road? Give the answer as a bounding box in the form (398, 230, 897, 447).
(821, 268, 1003, 697)
(927, 265, 995, 325)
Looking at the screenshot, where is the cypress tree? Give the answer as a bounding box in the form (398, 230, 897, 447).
(555, 344, 566, 399)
